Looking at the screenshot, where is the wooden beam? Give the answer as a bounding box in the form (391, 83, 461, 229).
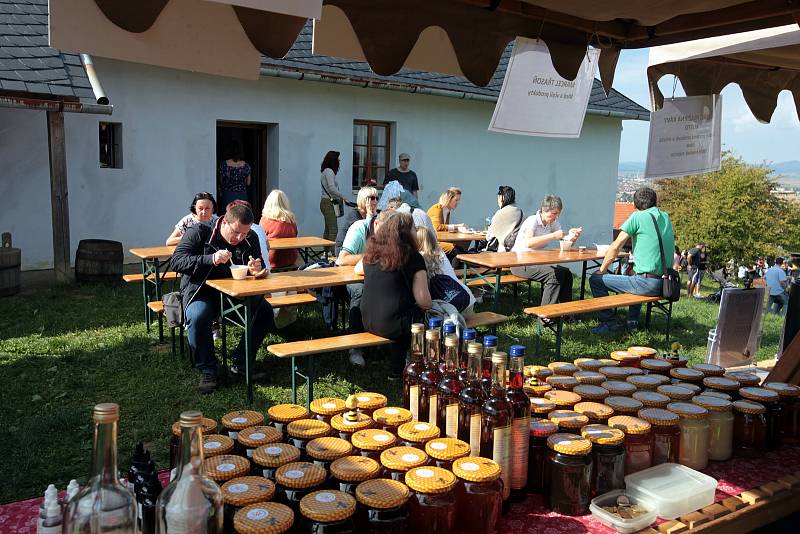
(46, 110, 71, 283)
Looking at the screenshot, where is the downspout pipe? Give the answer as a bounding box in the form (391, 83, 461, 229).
(80, 54, 110, 105)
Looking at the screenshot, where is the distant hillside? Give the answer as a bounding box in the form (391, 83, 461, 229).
(618, 160, 800, 188)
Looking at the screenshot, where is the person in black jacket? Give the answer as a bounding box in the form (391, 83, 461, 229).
(171, 201, 274, 393)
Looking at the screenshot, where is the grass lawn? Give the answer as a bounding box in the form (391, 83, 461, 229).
(0, 277, 783, 503)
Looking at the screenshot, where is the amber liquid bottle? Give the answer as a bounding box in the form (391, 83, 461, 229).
(458, 329, 477, 385)
(481, 352, 513, 503)
(506, 345, 531, 501)
(438, 335, 463, 439)
(458, 342, 488, 457)
(403, 323, 426, 422)
(481, 335, 499, 395)
(419, 329, 443, 425)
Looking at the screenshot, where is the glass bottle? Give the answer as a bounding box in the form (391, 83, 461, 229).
(458, 329, 477, 384)
(546, 434, 593, 516)
(506, 346, 530, 501)
(154, 410, 223, 534)
(437, 335, 463, 439)
(403, 323, 426, 422)
(481, 352, 513, 503)
(480, 336, 499, 395)
(581, 425, 625, 497)
(457, 342, 487, 457)
(428, 316, 443, 337)
(441, 321, 458, 373)
(419, 330, 442, 425)
(452, 457, 503, 534)
(63, 403, 138, 534)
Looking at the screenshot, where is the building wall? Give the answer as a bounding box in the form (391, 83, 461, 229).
(0, 58, 623, 270)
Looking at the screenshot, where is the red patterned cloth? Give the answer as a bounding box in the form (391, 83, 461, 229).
(3, 449, 799, 534)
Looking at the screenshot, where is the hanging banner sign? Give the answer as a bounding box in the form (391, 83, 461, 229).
(489, 37, 599, 138)
(645, 95, 722, 179)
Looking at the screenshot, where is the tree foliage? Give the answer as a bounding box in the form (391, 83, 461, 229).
(655, 153, 796, 267)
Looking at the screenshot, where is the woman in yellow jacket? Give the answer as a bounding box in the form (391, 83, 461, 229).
(427, 187, 465, 259)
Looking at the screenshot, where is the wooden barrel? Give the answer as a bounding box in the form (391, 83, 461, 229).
(75, 239, 123, 283)
(0, 232, 21, 296)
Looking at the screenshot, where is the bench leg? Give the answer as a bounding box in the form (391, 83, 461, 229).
(291, 357, 298, 404)
(666, 302, 673, 343)
(179, 325, 185, 358)
(170, 326, 176, 356)
(580, 261, 588, 300)
(645, 303, 653, 330)
(306, 356, 316, 410)
(535, 320, 542, 355)
(555, 318, 563, 358)
(513, 283, 518, 300)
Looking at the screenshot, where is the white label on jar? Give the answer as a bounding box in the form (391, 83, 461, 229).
(510, 416, 530, 490)
(446, 404, 459, 439)
(357, 396, 371, 402)
(217, 463, 236, 472)
(461, 462, 480, 472)
(315, 492, 337, 503)
(430, 442, 447, 450)
(204, 441, 221, 450)
(246, 508, 269, 521)
(249, 432, 266, 440)
(409, 387, 420, 421)
(401, 453, 420, 463)
(493, 425, 512, 499)
(323, 402, 336, 409)
(284, 469, 305, 479)
(265, 446, 282, 455)
(228, 483, 249, 494)
(416, 468, 434, 478)
(246, 449, 254, 458)
(228, 431, 239, 439)
(469, 414, 482, 456)
(232, 417, 248, 424)
(414, 423, 430, 431)
(386, 408, 400, 415)
(373, 434, 390, 442)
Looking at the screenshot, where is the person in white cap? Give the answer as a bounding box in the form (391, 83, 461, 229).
(385, 153, 419, 197)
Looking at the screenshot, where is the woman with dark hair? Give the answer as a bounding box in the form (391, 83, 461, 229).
(219, 141, 251, 209)
(320, 150, 348, 245)
(485, 185, 523, 252)
(166, 192, 218, 245)
(356, 211, 431, 377)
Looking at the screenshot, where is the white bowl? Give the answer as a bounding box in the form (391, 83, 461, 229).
(230, 265, 249, 280)
(559, 240, 573, 251)
(596, 244, 610, 255)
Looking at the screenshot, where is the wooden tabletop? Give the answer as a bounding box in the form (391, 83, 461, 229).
(269, 236, 334, 250)
(456, 249, 624, 269)
(206, 265, 362, 298)
(129, 246, 175, 260)
(437, 231, 487, 243)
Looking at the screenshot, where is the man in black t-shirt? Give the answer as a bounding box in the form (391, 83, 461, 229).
(687, 242, 708, 298)
(384, 152, 419, 196)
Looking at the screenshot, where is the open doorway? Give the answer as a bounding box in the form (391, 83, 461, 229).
(216, 121, 268, 215)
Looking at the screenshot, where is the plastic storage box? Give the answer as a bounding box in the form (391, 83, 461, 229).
(624, 463, 717, 520)
(590, 490, 657, 533)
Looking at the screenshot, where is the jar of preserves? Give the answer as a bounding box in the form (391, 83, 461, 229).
(299, 490, 356, 532)
(351, 429, 397, 461)
(640, 358, 672, 377)
(525, 365, 554, 382)
(574, 371, 606, 385)
(380, 446, 429, 481)
(764, 382, 800, 444)
(267, 403, 309, 439)
(669, 367, 705, 386)
(600, 366, 637, 381)
(601, 381, 638, 397)
(222, 410, 265, 450)
(286, 419, 332, 459)
(548, 361, 578, 376)
(726, 372, 761, 387)
(405, 466, 457, 534)
(234, 502, 294, 534)
(310, 397, 347, 423)
(530, 398, 557, 418)
(605, 396, 644, 416)
(732, 400, 768, 458)
(544, 390, 582, 409)
(702, 390, 733, 401)
(329, 456, 381, 495)
(352, 392, 388, 417)
(201, 434, 234, 459)
(546, 434, 593, 516)
(306, 437, 354, 472)
(528, 420, 558, 495)
(667, 402, 710, 470)
(252, 443, 301, 480)
(397, 421, 440, 450)
(627, 346, 657, 359)
(354, 478, 411, 532)
(452, 457, 503, 534)
(330, 411, 375, 442)
(611, 350, 640, 368)
(574, 402, 614, 425)
(372, 407, 413, 433)
(692, 395, 733, 461)
(573, 385, 610, 401)
(221, 476, 275, 534)
(703, 377, 741, 399)
(597, 359, 620, 368)
(690, 363, 725, 377)
(237, 426, 282, 459)
(548, 410, 590, 435)
(524, 381, 553, 398)
(274, 461, 327, 512)
(574, 358, 606, 372)
(204, 454, 251, 484)
(657, 384, 694, 402)
(581, 424, 625, 496)
(545, 376, 579, 391)
(425, 438, 470, 470)
(608, 416, 653, 474)
(627, 375, 663, 391)
(739, 387, 782, 450)
(169, 417, 217, 469)
(675, 382, 704, 397)
(632, 391, 671, 409)
(637, 408, 680, 465)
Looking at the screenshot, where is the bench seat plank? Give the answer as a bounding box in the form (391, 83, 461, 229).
(268, 333, 393, 358)
(123, 271, 179, 283)
(466, 274, 529, 288)
(466, 311, 508, 328)
(525, 294, 662, 319)
(266, 293, 318, 308)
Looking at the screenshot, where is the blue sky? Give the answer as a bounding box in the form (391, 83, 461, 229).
(614, 49, 800, 163)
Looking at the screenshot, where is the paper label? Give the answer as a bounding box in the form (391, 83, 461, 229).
(416, 468, 434, 478)
(231, 417, 248, 424)
(249, 432, 266, 440)
(469, 414, 482, 456)
(228, 483, 249, 494)
(357, 396, 371, 402)
(461, 462, 479, 471)
(217, 463, 235, 472)
(204, 441, 221, 450)
(414, 423, 431, 432)
(322, 402, 336, 409)
(493, 425, 512, 499)
(401, 453, 420, 464)
(409, 386, 420, 421)
(265, 446, 282, 455)
(430, 441, 447, 450)
(373, 434, 390, 442)
(385, 408, 399, 415)
(446, 403, 459, 439)
(510, 416, 530, 490)
(246, 508, 269, 520)
(284, 470, 305, 479)
(428, 395, 438, 425)
(315, 492, 336, 503)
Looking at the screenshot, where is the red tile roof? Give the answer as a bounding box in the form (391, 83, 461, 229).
(614, 202, 636, 229)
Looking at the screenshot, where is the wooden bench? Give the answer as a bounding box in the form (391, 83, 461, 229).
(524, 294, 673, 357)
(466, 274, 529, 288)
(122, 272, 180, 283)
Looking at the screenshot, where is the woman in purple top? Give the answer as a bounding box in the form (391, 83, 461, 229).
(218, 141, 251, 209)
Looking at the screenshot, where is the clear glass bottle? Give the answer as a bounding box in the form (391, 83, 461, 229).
(441, 321, 458, 374)
(63, 403, 138, 534)
(155, 410, 223, 534)
(403, 323, 426, 422)
(419, 330, 443, 425)
(458, 329, 477, 385)
(457, 342, 487, 457)
(481, 352, 513, 503)
(506, 346, 530, 501)
(480, 336, 499, 395)
(437, 335, 463, 439)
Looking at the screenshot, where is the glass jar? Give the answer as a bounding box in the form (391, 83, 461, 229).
(236, 425, 282, 459)
(222, 410, 265, 455)
(397, 421, 440, 450)
(354, 478, 411, 533)
(674, 382, 703, 396)
(252, 443, 301, 479)
(668, 402, 710, 470)
(545, 376, 579, 391)
(733, 400, 768, 458)
(548, 410, 590, 435)
(633, 391, 671, 409)
(452, 457, 503, 534)
(605, 396, 644, 416)
(529, 419, 558, 494)
(372, 407, 413, 434)
(640, 358, 672, 377)
(739, 387, 782, 450)
(611, 350, 640, 368)
(299, 490, 356, 532)
(573, 402, 614, 425)
(581, 425, 625, 497)
(267, 403, 309, 439)
(573, 371, 607, 386)
(601, 380, 638, 397)
(524, 381, 553, 398)
(637, 408, 680, 465)
(764, 382, 800, 444)
(203, 454, 251, 485)
(574, 358, 606, 372)
(546, 434, 593, 516)
(351, 429, 397, 461)
(669, 368, 705, 387)
(600, 366, 636, 381)
(690, 363, 725, 377)
(525, 365, 553, 382)
(406, 466, 457, 534)
(286, 419, 332, 460)
(693, 395, 734, 461)
(657, 385, 694, 402)
(608, 416, 653, 475)
(380, 446, 430, 481)
(703, 377, 741, 400)
(201, 434, 234, 460)
(627, 346, 657, 359)
(572, 385, 610, 402)
(310, 397, 347, 424)
(425, 438, 470, 470)
(544, 390, 582, 409)
(702, 390, 733, 402)
(352, 392, 388, 417)
(330, 411, 375, 442)
(274, 461, 328, 513)
(169, 417, 217, 470)
(726, 372, 761, 388)
(548, 361, 578, 376)
(234, 502, 294, 534)
(627, 375, 663, 391)
(530, 398, 557, 418)
(329, 456, 381, 495)
(306, 437, 354, 472)
(221, 476, 275, 534)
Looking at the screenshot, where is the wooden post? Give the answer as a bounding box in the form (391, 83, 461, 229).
(47, 110, 71, 282)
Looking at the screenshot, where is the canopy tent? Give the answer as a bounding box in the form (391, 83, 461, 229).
(647, 25, 800, 123)
(51, 0, 800, 93)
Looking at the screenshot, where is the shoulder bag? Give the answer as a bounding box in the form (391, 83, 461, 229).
(321, 173, 344, 218)
(649, 213, 681, 302)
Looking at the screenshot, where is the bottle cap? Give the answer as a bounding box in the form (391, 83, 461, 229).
(546, 433, 592, 456)
(548, 361, 578, 375)
(637, 407, 680, 426)
(351, 429, 397, 451)
(371, 407, 413, 427)
(451, 457, 502, 482)
(202, 434, 235, 457)
(425, 329, 441, 341)
(222, 476, 276, 507)
(380, 446, 429, 471)
(287, 419, 331, 439)
(411, 323, 425, 333)
(234, 503, 294, 534)
(355, 479, 410, 509)
(428, 317, 443, 328)
(93, 403, 119, 423)
(305, 437, 354, 461)
(443, 321, 456, 334)
(608, 415, 652, 435)
(300, 490, 356, 523)
(509, 345, 526, 357)
(483, 335, 498, 347)
(444, 336, 459, 348)
(330, 456, 381, 482)
(739, 387, 780, 403)
(424, 438, 471, 461)
(237, 426, 282, 448)
(405, 466, 456, 494)
(632, 391, 671, 408)
(467, 342, 483, 355)
(275, 462, 327, 489)
(397, 421, 440, 443)
(268, 404, 309, 423)
(222, 410, 265, 430)
(491, 351, 507, 364)
(252, 443, 301, 468)
(667, 402, 708, 419)
(309, 397, 347, 416)
(330, 412, 374, 433)
(462, 328, 477, 340)
(581, 424, 625, 445)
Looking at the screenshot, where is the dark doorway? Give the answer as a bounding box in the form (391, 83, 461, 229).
(216, 122, 268, 216)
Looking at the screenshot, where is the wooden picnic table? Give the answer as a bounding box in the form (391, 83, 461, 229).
(269, 236, 334, 263)
(437, 230, 487, 243)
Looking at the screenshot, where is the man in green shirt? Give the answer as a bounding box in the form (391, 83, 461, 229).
(590, 187, 675, 333)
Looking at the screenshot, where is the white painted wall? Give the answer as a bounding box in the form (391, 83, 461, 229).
(0, 58, 623, 270)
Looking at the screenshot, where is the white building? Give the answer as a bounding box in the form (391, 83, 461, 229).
(0, 7, 648, 270)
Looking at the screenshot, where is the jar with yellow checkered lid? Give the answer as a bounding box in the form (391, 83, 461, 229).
(351, 428, 397, 461)
(397, 421, 440, 450)
(657, 384, 694, 401)
(573, 371, 606, 386)
(201, 434, 235, 459)
(626, 374, 663, 391)
(573, 358, 605, 372)
(545, 434, 593, 516)
(640, 358, 673, 376)
(764, 382, 800, 444)
(543, 389, 582, 409)
(354, 478, 411, 531)
(371, 407, 413, 433)
(610, 350, 640, 368)
(330, 411, 375, 442)
(309, 397, 347, 423)
(274, 462, 327, 513)
(548, 361, 578, 376)
(221, 476, 275, 534)
(351, 391, 388, 416)
(524, 380, 553, 397)
(524, 364, 554, 381)
(739, 387, 782, 450)
(305, 436, 353, 472)
(599, 366, 637, 381)
(545, 375, 579, 391)
(237, 426, 282, 459)
(580, 425, 625, 496)
(380, 446, 430, 482)
(204, 454, 251, 483)
(405, 466, 457, 533)
(266, 403, 309, 438)
(233, 502, 294, 534)
(299, 490, 356, 532)
(604, 396, 644, 416)
(726, 372, 761, 387)
(670, 367, 705, 386)
(632, 391, 671, 409)
(548, 410, 590, 435)
(169, 416, 217, 470)
(451, 457, 503, 533)
(600, 380, 637, 397)
(573, 401, 614, 425)
(252, 442, 301, 480)
(222, 410, 265, 442)
(329, 455, 381, 496)
(607, 416, 653, 475)
(597, 359, 620, 368)
(690, 362, 725, 377)
(573, 384, 610, 402)
(424, 437, 470, 470)
(286, 419, 331, 459)
(530, 397, 557, 417)
(627, 346, 657, 359)
(637, 408, 680, 465)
